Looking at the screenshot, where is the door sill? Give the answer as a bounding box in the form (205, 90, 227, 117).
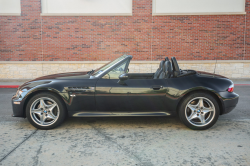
(72, 112, 171, 117)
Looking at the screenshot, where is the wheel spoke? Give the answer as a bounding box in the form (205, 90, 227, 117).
(39, 99, 47, 109)
(198, 114, 206, 124)
(40, 114, 46, 125)
(48, 103, 57, 112)
(31, 109, 42, 115)
(188, 113, 198, 121)
(203, 107, 214, 114)
(47, 112, 56, 120)
(187, 104, 196, 112)
(198, 98, 204, 108)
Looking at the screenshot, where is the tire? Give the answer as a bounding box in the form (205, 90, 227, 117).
(178, 92, 220, 130)
(26, 92, 66, 130)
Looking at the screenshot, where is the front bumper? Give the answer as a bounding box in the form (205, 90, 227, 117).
(12, 96, 25, 117)
(218, 91, 239, 115)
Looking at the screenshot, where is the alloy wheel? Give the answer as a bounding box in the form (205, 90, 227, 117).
(185, 97, 215, 127)
(30, 97, 60, 126)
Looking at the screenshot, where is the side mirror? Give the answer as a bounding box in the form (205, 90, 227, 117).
(118, 73, 128, 85)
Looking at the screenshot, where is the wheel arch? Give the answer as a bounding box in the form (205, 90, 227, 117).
(177, 89, 224, 115)
(23, 90, 68, 118)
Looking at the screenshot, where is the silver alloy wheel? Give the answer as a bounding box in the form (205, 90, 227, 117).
(185, 97, 215, 127)
(30, 97, 60, 126)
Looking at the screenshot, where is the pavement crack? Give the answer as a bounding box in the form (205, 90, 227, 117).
(0, 129, 38, 163)
(89, 124, 154, 166)
(33, 130, 47, 166)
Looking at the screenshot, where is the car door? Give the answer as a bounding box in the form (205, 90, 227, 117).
(95, 60, 169, 112)
(95, 60, 130, 112)
(123, 79, 168, 112)
(96, 77, 169, 112)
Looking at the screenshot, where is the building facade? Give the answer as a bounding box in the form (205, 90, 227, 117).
(0, 0, 250, 79)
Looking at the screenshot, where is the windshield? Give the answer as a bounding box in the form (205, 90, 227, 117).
(92, 55, 128, 76)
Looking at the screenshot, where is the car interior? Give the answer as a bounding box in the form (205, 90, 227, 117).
(126, 57, 196, 80)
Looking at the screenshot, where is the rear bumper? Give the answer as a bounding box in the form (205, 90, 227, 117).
(218, 92, 239, 115)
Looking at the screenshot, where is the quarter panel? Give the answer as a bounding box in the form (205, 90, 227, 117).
(164, 74, 233, 112)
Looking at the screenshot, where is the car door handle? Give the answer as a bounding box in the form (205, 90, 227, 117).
(152, 86, 163, 90)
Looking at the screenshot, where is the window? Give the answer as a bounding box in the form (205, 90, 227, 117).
(103, 61, 128, 79)
(0, 0, 21, 16)
(41, 0, 132, 16)
(152, 0, 246, 15)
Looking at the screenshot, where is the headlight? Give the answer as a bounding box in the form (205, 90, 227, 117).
(15, 90, 23, 98)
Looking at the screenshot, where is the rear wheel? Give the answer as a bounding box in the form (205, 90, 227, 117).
(26, 93, 66, 130)
(178, 92, 220, 130)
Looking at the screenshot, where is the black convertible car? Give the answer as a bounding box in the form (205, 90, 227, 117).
(12, 55, 239, 130)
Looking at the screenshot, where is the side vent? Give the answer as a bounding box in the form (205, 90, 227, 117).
(65, 87, 94, 91)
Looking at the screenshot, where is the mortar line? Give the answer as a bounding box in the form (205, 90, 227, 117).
(40, 13, 44, 76)
(0, 129, 38, 163)
(244, 14, 246, 61)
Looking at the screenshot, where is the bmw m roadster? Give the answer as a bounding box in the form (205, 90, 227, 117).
(12, 55, 239, 130)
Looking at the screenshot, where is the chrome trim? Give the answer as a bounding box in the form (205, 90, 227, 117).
(72, 112, 170, 117)
(66, 87, 95, 91)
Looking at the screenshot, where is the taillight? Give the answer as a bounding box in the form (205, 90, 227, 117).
(228, 84, 234, 92)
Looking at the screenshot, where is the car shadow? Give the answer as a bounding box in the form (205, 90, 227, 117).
(57, 115, 189, 130)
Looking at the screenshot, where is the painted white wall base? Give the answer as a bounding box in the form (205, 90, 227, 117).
(0, 61, 249, 79)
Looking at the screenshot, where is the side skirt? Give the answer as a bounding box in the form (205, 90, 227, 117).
(71, 112, 172, 117)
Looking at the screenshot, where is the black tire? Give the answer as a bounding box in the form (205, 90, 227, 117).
(178, 92, 220, 130)
(26, 92, 66, 130)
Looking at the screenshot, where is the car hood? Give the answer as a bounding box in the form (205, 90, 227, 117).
(18, 71, 90, 90)
(31, 71, 90, 81)
(197, 71, 228, 79)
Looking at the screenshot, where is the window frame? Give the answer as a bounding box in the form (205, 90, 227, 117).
(40, 0, 133, 16)
(152, 0, 246, 16)
(0, 0, 21, 16)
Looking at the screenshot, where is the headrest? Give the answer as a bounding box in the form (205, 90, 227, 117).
(163, 61, 171, 72)
(159, 60, 165, 68)
(171, 57, 180, 72)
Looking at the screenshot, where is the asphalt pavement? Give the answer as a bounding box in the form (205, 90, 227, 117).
(0, 86, 249, 166)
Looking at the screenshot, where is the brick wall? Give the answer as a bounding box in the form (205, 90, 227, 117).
(0, 0, 250, 61)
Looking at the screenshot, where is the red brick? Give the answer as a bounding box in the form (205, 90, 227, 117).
(0, 0, 249, 61)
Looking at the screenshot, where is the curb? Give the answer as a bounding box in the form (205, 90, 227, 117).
(1, 84, 250, 89)
(0, 85, 19, 88)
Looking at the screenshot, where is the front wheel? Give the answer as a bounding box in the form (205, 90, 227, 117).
(26, 93, 66, 130)
(178, 92, 220, 130)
